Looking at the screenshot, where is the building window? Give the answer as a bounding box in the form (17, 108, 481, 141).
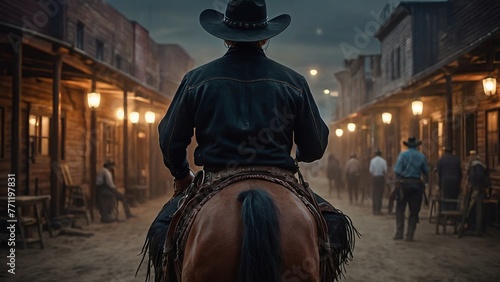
(96, 40, 104, 61)
(76, 22, 84, 50)
(486, 110, 499, 171)
(395, 46, 401, 79)
(29, 115, 50, 161)
(0, 107, 4, 158)
(115, 54, 122, 70)
(390, 47, 401, 80)
(99, 121, 116, 165)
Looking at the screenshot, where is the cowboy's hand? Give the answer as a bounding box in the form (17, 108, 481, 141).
(174, 171, 195, 194)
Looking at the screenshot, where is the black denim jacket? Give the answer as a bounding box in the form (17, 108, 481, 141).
(159, 45, 329, 179)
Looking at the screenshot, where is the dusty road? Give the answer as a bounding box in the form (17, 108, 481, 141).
(1, 176, 500, 282)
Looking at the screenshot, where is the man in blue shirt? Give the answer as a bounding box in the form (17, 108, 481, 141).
(393, 137, 429, 241)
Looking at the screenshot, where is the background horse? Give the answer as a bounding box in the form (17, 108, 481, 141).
(179, 179, 320, 282)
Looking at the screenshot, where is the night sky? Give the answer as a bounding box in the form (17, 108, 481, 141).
(105, 0, 442, 119)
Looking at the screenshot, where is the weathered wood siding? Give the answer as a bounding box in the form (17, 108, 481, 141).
(0, 0, 63, 38)
(440, 0, 500, 62)
(379, 16, 412, 95)
(411, 4, 448, 74)
(64, 0, 135, 74)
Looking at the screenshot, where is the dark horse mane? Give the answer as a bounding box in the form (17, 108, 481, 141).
(237, 189, 283, 282)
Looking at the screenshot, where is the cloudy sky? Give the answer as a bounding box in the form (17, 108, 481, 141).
(105, 0, 433, 118)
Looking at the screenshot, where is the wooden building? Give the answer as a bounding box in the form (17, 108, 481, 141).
(0, 0, 194, 218)
(332, 0, 500, 200)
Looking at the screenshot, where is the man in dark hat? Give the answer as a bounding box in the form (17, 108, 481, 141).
(143, 0, 355, 280)
(369, 148, 387, 215)
(96, 161, 134, 222)
(436, 147, 462, 211)
(393, 137, 429, 241)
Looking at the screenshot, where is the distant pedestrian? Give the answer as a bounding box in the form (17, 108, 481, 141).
(326, 153, 342, 198)
(96, 161, 135, 222)
(464, 150, 492, 234)
(345, 152, 361, 205)
(393, 137, 429, 241)
(435, 147, 462, 211)
(369, 148, 387, 215)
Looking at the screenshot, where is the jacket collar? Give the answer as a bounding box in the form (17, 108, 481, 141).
(224, 45, 266, 57)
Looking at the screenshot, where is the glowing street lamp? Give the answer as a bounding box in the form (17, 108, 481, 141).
(323, 89, 330, 95)
(87, 92, 101, 108)
(347, 122, 356, 132)
(145, 111, 156, 124)
(129, 111, 140, 124)
(116, 108, 124, 120)
(412, 100, 423, 116)
(483, 76, 497, 96)
(310, 69, 318, 76)
(382, 112, 392, 124)
(335, 128, 344, 137)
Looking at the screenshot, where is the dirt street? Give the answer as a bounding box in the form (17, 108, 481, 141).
(1, 176, 499, 282)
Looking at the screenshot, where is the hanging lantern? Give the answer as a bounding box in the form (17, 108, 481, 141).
(382, 112, 392, 124)
(482, 76, 497, 96)
(412, 100, 423, 116)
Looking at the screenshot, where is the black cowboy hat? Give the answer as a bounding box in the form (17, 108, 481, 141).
(375, 148, 382, 155)
(199, 0, 291, 42)
(403, 137, 422, 147)
(103, 160, 115, 167)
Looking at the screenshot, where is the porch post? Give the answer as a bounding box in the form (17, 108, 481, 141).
(445, 75, 453, 150)
(11, 39, 22, 180)
(50, 55, 62, 216)
(123, 89, 129, 194)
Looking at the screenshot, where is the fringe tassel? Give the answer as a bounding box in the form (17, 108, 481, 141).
(324, 208, 361, 281)
(136, 201, 173, 282)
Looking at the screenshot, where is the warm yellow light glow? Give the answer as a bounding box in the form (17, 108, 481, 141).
(347, 122, 356, 132)
(145, 111, 156, 124)
(422, 118, 429, 125)
(482, 77, 497, 96)
(382, 112, 392, 124)
(412, 100, 423, 116)
(116, 108, 124, 120)
(330, 91, 339, 97)
(323, 89, 330, 95)
(310, 69, 318, 76)
(129, 111, 140, 124)
(335, 129, 344, 137)
(87, 92, 101, 108)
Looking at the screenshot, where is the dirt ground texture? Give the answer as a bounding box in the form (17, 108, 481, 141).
(1, 175, 499, 282)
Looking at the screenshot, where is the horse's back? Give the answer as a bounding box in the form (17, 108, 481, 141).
(182, 179, 319, 282)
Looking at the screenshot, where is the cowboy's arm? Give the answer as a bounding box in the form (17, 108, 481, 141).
(159, 75, 194, 179)
(294, 77, 329, 162)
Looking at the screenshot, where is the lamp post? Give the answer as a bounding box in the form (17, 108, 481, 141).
(411, 99, 423, 137)
(87, 90, 100, 221)
(145, 111, 155, 199)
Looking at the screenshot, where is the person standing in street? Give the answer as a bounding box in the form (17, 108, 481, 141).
(435, 147, 462, 211)
(369, 148, 387, 215)
(345, 152, 362, 205)
(393, 137, 429, 241)
(326, 153, 342, 198)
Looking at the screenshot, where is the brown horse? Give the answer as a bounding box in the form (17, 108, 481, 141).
(179, 179, 320, 282)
